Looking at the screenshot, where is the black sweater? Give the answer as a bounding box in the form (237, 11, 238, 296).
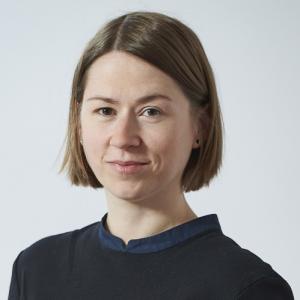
(8, 213, 294, 299)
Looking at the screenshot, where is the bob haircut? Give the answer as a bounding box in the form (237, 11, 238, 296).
(59, 10, 224, 193)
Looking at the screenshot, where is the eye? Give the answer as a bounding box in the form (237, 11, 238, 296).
(142, 108, 161, 117)
(95, 107, 161, 118)
(96, 107, 114, 116)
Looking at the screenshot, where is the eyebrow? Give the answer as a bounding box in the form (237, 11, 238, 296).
(86, 93, 172, 104)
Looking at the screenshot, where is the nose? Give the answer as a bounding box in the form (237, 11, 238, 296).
(109, 112, 141, 149)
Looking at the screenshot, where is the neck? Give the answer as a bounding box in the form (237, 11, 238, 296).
(104, 190, 198, 246)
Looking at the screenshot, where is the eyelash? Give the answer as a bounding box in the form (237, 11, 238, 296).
(95, 107, 162, 118)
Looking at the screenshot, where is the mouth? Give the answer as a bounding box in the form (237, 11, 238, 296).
(108, 162, 149, 174)
(108, 161, 149, 166)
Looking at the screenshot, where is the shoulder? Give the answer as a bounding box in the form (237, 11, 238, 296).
(8, 221, 100, 298)
(14, 221, 100, 271)
(196, 232, 294, 299)
(236, 273, 294, 299)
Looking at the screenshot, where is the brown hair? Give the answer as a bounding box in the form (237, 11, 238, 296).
(58, 10, 224, 192)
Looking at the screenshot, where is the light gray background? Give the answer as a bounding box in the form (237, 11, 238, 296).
(1, 0, 299, 298)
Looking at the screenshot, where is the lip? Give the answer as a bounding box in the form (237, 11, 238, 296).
(109, 160, 149, 166)
(108, 162, 149, 175)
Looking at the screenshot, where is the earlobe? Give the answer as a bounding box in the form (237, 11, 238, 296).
(193, 110, 207, 149)
(192, 137, 201, 149)
(195, 107, 210, 146)
(192, 115, 202, 149)
(77, 102, 83, 145)
(78, 125, 83, 145)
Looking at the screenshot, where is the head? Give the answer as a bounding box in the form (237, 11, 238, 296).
(59, 11, 224, 194)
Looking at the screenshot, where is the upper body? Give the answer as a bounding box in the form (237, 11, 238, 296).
(8, 211, 294, 300)
(9, 11, 294, 300)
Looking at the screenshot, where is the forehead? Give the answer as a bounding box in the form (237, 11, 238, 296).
(84, 51, 183, 98)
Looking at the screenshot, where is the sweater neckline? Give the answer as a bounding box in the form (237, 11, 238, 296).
(98, 212, 222, 254)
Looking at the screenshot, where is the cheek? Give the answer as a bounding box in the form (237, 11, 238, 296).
(81, 123, 105, 164)
(162, 123, 193, 163)
(149, 127, 182, 164)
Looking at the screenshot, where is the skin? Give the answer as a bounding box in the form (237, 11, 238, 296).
(79, 50, 201, 245)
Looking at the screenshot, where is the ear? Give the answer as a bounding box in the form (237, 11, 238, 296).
(78, 118, 82, 145)
(79, 127, 82, 145)
(199, 107, 210, 142)
(76, 100, 83, 145)
(192, 105, 210, 149)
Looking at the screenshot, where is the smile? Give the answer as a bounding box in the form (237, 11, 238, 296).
(108, 162, 149, 175)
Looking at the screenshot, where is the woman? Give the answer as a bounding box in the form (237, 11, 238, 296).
(8, 11, 294, 299)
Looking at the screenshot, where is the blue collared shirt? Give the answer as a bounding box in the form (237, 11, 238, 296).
(98, 212, 222, 254)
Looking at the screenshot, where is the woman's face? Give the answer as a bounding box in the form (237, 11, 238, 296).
(79, 51, 199, 202)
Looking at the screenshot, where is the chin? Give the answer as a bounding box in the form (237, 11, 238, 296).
(105, 184, 147, 202)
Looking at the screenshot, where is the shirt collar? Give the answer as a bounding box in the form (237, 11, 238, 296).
(98, 212, 222, 254)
